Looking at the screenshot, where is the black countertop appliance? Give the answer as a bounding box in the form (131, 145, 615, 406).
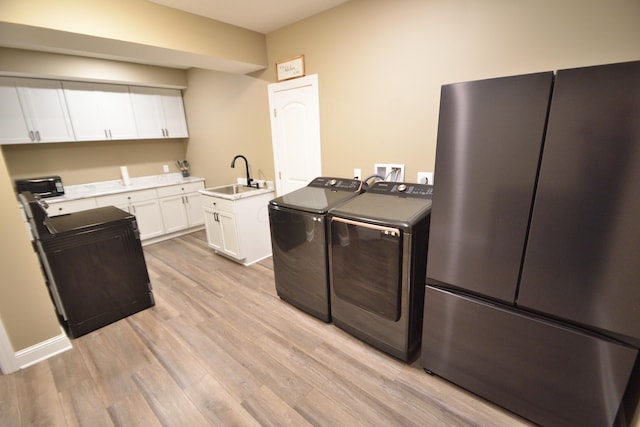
(20, 191, 154, 338)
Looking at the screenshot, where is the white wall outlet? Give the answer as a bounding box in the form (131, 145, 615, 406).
(163, 164, 170, 173)
(354, 168, 362, 180)
(417, 172, 434, 185)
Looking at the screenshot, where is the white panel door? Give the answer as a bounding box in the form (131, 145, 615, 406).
(268, 74, 322, 196)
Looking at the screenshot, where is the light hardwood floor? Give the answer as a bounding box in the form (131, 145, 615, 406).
(0, 230, 533, 426)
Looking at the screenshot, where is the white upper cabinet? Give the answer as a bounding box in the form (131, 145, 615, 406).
(0, 77, 189, 144)
(63, 82, 138, 141)
(130, 87, 189, 139)
(0, 77, 75, 144)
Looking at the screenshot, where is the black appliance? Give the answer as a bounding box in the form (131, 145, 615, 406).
(328, 181, 432, 361)
(421, 61, 640, 427)
(21, 192, 154, 338)
(15, 176, 64, 198)
(268, 177, 363, 322)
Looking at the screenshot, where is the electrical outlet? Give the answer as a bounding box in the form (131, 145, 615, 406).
(163, 164, 170, 173)
(354, 168, 362, 180)
(417, 172, 433, 185)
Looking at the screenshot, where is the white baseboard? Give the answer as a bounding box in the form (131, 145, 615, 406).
(13, 328, 72, 371)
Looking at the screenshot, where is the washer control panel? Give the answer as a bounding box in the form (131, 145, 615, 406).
(309, 177, 363, 192)
(368, 182, 434, 198)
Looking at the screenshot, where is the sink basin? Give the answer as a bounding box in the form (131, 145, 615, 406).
(200, 183, 273, 200)
(204, 184, 260, 195)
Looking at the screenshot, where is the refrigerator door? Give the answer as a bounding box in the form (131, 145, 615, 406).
(518, 61, 640, 345)
(427, 72, 553, 303)
(421, 286, 637, 427)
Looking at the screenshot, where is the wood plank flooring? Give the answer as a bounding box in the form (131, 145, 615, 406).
(0, 230, 533, 426)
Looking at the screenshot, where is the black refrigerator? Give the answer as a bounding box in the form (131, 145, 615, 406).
(421, 61, 640, 427)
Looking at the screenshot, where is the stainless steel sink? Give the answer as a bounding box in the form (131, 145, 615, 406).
(200, 184, 265, 199)
(203, 184, 260, 195)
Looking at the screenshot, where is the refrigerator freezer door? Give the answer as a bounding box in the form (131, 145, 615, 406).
(518, 61, 640, 345)
(421, 286, 637, 427)
(427, 72, 553, 303)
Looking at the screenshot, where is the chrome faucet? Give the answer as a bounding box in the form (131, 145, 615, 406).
(230, 155, 257, 188)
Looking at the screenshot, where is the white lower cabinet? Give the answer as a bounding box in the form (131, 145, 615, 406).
(157, 182, 205, 233)
(204, 201, 240, 258)
(96, 189, 164, 240)
(202, 191, 273, 265)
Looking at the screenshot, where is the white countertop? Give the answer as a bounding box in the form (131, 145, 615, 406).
(47, 173, 205, 203)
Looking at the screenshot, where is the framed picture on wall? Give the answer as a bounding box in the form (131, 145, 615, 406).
(276, 55, 305, 81)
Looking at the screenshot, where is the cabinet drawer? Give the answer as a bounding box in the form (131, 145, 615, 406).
(96, 188, 158, 206)
(47, 198, 97, 216)
(202, 196, 234, 213)
(157, 181, 204, 197)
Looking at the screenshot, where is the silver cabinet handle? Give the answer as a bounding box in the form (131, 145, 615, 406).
(35, 131, 41, 141)
(29, 131, 35, 141)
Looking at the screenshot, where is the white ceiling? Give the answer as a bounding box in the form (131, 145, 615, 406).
(147, 0, 349, 34)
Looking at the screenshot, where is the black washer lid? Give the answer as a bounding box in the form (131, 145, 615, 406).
(328, 182, 433, 229)
(44, 206, 133, 235)
(269, 177, 363, 214)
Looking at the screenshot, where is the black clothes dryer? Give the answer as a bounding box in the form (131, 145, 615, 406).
(268, 177, 363, 322)
(328, 181, 432, 361)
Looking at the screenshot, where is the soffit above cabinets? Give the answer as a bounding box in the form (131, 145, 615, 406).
(147, 0, 350, 34)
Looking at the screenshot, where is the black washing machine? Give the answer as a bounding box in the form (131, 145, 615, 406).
(328, 181, 432, 361)
(268, 177, 363, 322)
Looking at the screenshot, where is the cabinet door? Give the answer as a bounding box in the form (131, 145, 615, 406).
(130, 87, 188, 139)
(218, 210, 240, 258)
(130, 87, 165, 138)
(99, 84, 138, 140)
(62, 81, 105, 140)
(0, 77, 31, 144)
(0, 77, 75, 144)
(203, 207, 223, 251)
(185, 192, 204, 226)
(160, 89, 189, 138)
(63, 82, 137, 141)
(159, 195, 189, 233)
(131, 199, 165, 240)
(18, 79, 76, 143)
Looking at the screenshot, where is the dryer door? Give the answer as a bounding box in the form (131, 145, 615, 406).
(329, 217, 402, 321)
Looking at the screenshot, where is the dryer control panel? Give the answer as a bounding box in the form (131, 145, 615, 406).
(309, 177, 363, 192)
(368, 182, 433, 198)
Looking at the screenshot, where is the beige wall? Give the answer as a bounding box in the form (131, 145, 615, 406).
(262, 0, 640, 182)
(0, 149, 60, 351)
(183, 69, 273, 188)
